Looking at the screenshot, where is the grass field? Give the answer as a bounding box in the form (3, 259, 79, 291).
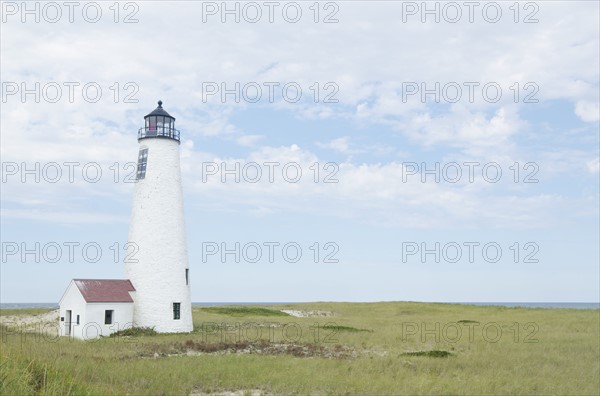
(1, 302, 599, 395)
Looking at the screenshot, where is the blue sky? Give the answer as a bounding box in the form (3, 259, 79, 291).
(1, 1, 598, 302)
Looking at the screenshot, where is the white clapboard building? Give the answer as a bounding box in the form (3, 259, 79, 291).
(58, 279, 135, 339)
(59, 101, 193, 339)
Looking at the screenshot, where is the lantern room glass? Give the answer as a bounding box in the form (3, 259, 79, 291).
(147, 116, 173, 135)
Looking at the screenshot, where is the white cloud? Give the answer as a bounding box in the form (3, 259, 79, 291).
(1, 1, 597, 230)
(178, 144, 571, 229)
(399, 105, 523, 157)
(575, 101, 600, 122)
(317, 137, 351, 154)
(236, 134, 264, 147)
(587, 158, 600, 174)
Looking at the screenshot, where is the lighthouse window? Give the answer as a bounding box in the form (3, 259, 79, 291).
(173, 303, 181, 320)
(136, 148, 148, 180)
(186, 269, 189, 285)
(104, 310, 114, 325)
(148, 116, 157, 135)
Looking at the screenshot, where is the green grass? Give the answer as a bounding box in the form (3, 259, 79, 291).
(0, 308, 53, 316)
(0, 353, 83, 395)
(1, 302, 599, 395)
(199, 306, 290, 317)
(321, 324, 373, 332)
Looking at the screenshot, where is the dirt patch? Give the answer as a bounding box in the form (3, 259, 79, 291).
(191, 389, 272, 396)
(143, 339, 357, 359)
(401, 350, 453, 358)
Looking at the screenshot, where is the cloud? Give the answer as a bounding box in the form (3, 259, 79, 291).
(399, 105, 523, 158)
(317, 137, 351, 154)
(1, 1, 597, 230)
(587, 158, 600, 174)
(236, 134, 264, 147)
(575, 101, 600, 122)
(178, 144, 572, 229)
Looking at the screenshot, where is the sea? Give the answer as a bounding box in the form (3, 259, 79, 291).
(1, 302, 599, 310)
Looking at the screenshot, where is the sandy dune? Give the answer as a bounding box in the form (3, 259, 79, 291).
(0, 309, 60, 336)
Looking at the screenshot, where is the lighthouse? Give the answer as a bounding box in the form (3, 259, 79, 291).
(58, 101, 192, 339)
(125, 100, 193, 332)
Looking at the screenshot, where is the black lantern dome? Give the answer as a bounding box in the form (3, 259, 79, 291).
(138, 100, 180, 142)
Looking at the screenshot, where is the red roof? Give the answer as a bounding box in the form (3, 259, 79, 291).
(73, 279, 135, 303)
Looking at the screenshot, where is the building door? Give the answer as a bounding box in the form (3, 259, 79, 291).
(65, 310, 72, 336)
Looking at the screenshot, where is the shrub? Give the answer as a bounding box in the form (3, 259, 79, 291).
(401, 350, 453, 358)
(110, 327, 157, 337)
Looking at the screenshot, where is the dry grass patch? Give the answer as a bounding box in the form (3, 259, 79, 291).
(140, 339, 357, 359)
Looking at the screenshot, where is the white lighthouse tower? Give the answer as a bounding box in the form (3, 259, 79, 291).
(126, 100, 193, 333)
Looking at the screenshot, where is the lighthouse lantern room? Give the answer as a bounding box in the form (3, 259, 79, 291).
(138, 100, 180, 141)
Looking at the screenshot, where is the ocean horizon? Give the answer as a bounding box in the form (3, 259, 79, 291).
(1, 302, 599, 310)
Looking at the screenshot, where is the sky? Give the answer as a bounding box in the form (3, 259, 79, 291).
(1, 0, 598, 303)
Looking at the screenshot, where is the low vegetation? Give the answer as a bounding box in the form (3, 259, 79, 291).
(0, 353, 83, 395)
(109, 326, 158, 337)
(320, 324, 372, 332)
(199, 306, 290, 317)
(0, 308, 53, 316)
(400, 350, 453, 358)
(1, 302, 598, 395)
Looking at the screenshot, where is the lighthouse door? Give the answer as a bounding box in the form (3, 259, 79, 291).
(65, 310, 72, 336)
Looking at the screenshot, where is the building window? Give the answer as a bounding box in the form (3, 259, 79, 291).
(185, 269, 189, 285)
(76, 315, 80, 325)
(104, 310, 114, 325)
(173, 303, 181, 320)
(136, 148, 148, 180)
